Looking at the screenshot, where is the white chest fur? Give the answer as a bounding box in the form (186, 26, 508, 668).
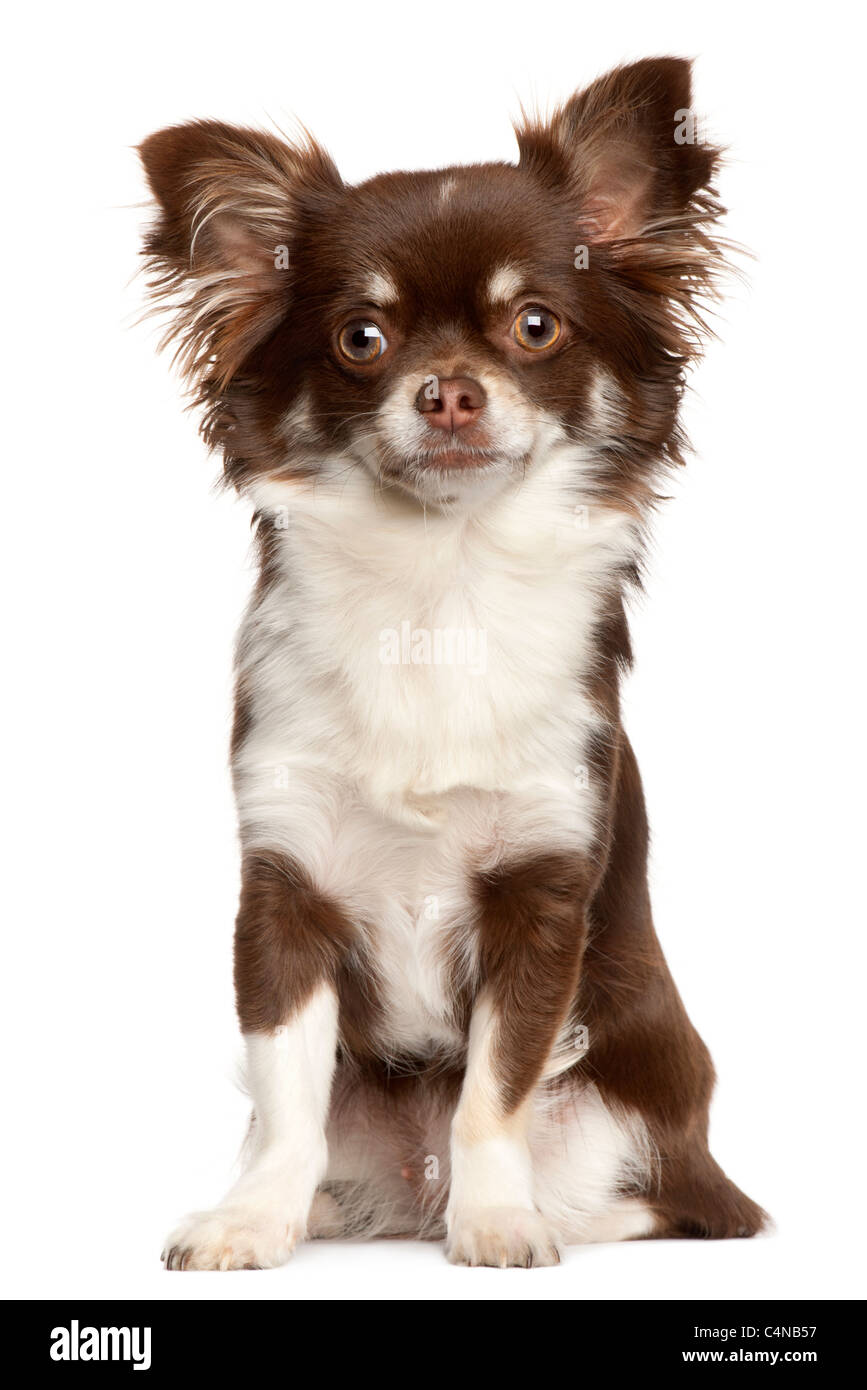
(235, 448, 637, 1053)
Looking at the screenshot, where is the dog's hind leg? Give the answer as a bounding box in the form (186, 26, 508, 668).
(530, 1081, 658, 1244)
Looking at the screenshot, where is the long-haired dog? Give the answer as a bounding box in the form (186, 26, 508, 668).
(141, 56, 766, 1269)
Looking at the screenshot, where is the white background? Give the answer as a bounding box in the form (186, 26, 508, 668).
(3, 0, 865, 1302)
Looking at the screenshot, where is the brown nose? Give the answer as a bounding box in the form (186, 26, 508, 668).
(415, 375, 486, 431)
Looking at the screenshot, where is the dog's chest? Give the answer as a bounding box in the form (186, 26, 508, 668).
(253, 483, 622, 803)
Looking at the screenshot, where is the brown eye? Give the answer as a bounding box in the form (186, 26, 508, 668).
(337, 320, 388, 363)
(513, 306, 561, 352)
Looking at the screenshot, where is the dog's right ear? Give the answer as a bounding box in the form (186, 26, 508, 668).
(139, 121, 341, 388)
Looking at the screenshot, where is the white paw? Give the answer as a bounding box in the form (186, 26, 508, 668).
(446, 1206, 563, 1269)
(162, 1205, 302, 1271)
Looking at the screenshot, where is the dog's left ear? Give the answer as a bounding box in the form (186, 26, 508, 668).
(517, 57, 719, 243)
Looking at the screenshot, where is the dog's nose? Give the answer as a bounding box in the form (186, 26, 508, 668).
(415, 376, 486, 431)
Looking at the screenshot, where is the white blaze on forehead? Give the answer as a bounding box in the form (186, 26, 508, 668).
(486, 263, 525, 305)
(362, 270, 399, 306)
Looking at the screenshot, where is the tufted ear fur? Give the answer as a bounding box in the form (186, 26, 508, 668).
(516, 57, 720, 243)
(139, 120, 341, 388)
(516, 58, 728, 436)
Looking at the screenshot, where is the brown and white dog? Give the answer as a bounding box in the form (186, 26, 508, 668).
(141, 57, 766, 1270)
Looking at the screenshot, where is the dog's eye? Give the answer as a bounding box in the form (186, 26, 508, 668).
(337, 320, 388, 364)
(512, 307, 561, 352)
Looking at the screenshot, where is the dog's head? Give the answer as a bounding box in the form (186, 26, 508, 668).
(140, 58, 723, 513)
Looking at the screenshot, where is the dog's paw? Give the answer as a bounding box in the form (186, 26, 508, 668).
(446, 1206, 563, 1268)
(162, 1205, 301, 1271)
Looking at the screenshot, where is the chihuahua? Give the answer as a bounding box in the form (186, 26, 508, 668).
(141, 56, 765, 1269)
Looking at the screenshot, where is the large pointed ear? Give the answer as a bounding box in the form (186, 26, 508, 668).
(516, 57, 720, 244)
(139, 121, 341, 387)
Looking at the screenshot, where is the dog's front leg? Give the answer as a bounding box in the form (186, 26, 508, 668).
(163, 853, 342, 1270)
(446, 854, 588, 1268)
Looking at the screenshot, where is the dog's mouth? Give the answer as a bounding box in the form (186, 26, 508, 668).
(365, 427, 533, 499)
(378, 443, 510, 483)
(414, 445, 501, 471)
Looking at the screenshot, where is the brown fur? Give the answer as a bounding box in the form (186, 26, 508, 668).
(580, 735, 766, 1236)
(234, 851, 389, 1060)
(233, 851, 353, 1032)
(474, 855, 590, 1110)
